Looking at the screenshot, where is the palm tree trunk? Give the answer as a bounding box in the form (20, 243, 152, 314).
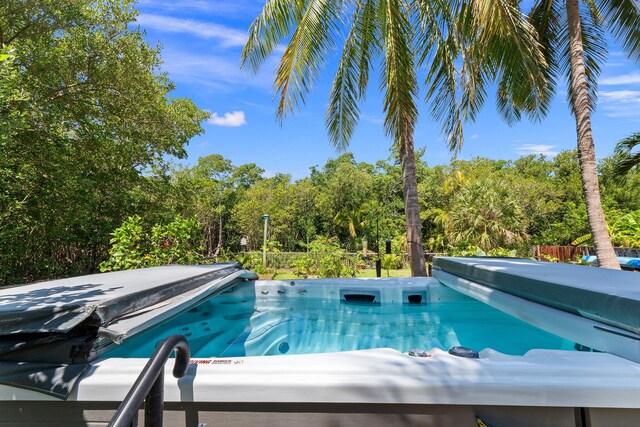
(566, 0, 620, 269)
(400, 128, 427, 276)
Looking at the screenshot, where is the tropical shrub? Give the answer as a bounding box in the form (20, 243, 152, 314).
(251, 260, 267, 275)
(486, 248, 518, 257)
(571, 210, 640, 248)
(447, 245, 486, 257)
(149, 216, 203, 265)
(292, 254, 315, 278)
(447, 245, 519, 258)
(99, 215, 148, 271)
(100, 215, 203, 271)
(446, 181, 528, 251)
(235, 252, 259, 269)
(381, 254, 401, 276)
(308, 237, 356, 278)
(611, 211, 640, 247)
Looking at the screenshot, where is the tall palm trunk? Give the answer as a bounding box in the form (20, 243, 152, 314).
(566, 0, 620, 269)
(400, 128, 426, 276)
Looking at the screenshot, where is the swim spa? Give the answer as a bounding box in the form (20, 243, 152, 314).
(1, 259, 639, 426)
(105, 278, 576, 359)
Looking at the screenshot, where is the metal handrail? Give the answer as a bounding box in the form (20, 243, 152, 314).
(108, 334, 190, 427)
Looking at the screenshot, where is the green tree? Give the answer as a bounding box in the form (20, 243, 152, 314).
(312, 154, 373, 243)
(0, 47, 31, 284)
(166, 158, 266, 256)
(232, 175, 296, 250)
(0, 0, 207, 284)
(507, 155, 561, 242)
(288, 179, 319, 248)
(0, 47, 28, 140)
(175, 155, 235, 257)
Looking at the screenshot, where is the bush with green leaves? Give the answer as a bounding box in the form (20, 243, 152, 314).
(235, 252, 259, 269)
(99, 215, 148, 271)
(381, 254, 401, 276)
(308, 237, 356, 278)
(571, 210, 640, 248)
(292, 254, 315, 278)
(486, 247, 518, 257)
(149, 216, 203, 265)
(100, 215, 203, 271)
(249, 254, 267, 275)
(447, 245, 486, 257)
(447, 245, 519, 258)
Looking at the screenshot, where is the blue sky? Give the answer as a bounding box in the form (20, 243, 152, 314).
(135, 0, 640, 179)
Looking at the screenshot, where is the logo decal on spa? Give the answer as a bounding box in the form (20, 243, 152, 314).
(190, 359, 244, 365)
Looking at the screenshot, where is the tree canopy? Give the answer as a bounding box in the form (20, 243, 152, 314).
(0, 0, 208, 284)
(2, 0, 640, 285)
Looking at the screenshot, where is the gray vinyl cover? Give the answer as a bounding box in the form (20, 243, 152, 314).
(0, 263, 247, 398)
(433, 257, 640, 335)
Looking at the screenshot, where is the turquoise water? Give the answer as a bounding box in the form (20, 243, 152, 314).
(106, 283, 576, 358)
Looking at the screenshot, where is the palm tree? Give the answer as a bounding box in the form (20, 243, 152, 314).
(520, 0, 640, 269)
(241, 0, 547, 276)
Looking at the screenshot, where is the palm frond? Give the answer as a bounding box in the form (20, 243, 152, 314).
(273, 0, 343, 120)
(326, 0, 381, 151)
(571, 233, 592, 246)
(415, 0, 464, 151)
(526, 0, 562, 111)
(470, 0, 550, 124)
(379, 0, 418, 145)
(241, 0, 309, 73)
(597, 0, 640, 62)
(243, 0, 343, 121)
(612, 132, 640, 177)
(457, 2, 494, 124)
(491, 0, 559, 124)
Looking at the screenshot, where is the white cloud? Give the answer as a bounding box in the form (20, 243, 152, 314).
(516, 144, 558, 157)
(208, 111, 247, 127)
(136, 14, 247, 47)
(600, 72, 640, 86)
(160, 50, 275, 91)
(599, 90, 640, 119)
(470, 134, 479, 140)
(361, 114, 384, 126)
(608, 51, 627, 58)
(600, 90, 640, 102)
(239, 100, 274, 113)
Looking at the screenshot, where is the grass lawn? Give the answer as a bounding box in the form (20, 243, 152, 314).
(270, 268, 412, 280)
